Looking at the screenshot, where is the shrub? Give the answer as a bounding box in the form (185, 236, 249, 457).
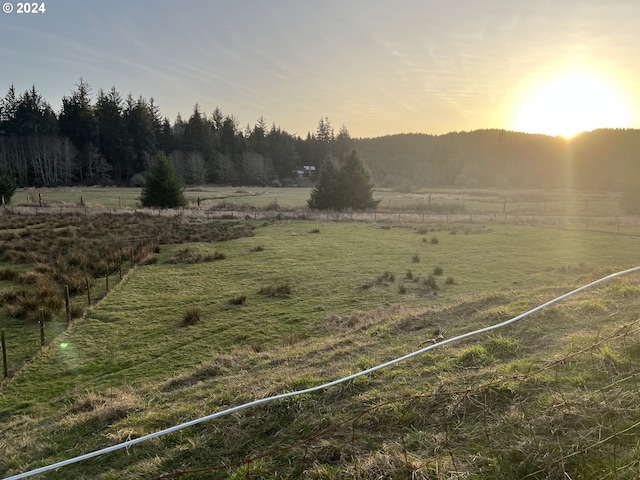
(309, 228, 321, 234)
(412, 253, 420, 263)
(259, 284, 292, 298)
(250, 245, 264, 252)
(430, 236, 439, 244)
(445, 276, 456, 285)
(398, 283, 407, 294)
(405, 269, 413, 280)
(181, 307, 201, 326)
(416, 227, 428, 235)
(433, 266, 444, 276)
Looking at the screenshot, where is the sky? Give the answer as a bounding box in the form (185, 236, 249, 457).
(1, 0, 639, 138)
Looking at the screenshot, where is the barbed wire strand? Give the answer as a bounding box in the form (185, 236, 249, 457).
(5, 265, 640, 480)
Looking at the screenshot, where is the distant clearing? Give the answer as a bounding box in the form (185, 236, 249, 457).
(11, 185, 632, 217)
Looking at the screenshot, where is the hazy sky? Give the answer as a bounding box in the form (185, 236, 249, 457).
(1, 0, 639, 138)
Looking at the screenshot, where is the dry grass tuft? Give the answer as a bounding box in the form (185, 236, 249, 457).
(71, 389, 142, 424)
(227, 294, 247, 305)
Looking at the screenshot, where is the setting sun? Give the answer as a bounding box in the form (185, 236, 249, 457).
(514, 72, 632, 138)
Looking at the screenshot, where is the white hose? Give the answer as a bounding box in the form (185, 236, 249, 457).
(5, 265, 640, 480)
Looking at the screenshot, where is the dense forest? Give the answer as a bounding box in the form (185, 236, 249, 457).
(1, 81, 639, 192)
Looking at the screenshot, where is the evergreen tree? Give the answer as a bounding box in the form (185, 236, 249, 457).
(308, 150, 378, 211)
(14, 86, 57, 135)
(0, 85, 19, 134)
(58, 78, 96, 149)
(124, 95, 156, 176)
(307, 158, 341, 210)
(0, 168, 16, 204)
(95, 87, 133, 182)
(58, 79, 98, 183)
(157, 117, 175, 154)
(139, 153, 187, 208)
(335, 124, 353, 160)
(340, 149, 379, 210)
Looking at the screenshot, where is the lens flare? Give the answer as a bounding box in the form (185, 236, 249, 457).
(515, 71, 632, 138)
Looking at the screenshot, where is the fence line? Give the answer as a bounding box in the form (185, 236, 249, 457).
(1, 263, 131, 380)
(6, 266, 640, 480)
(4, 203, 640, 230)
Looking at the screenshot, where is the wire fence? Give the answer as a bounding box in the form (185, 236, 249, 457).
(1, 260, 139, 380)
(6, 267, 640, 479)
(4, 203, 640, 236)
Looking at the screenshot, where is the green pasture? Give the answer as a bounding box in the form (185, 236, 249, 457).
(15, 185, 629, 216)
(1, 219, 640, 478)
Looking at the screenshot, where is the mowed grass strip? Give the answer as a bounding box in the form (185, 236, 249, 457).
(1, 221, 640, 478)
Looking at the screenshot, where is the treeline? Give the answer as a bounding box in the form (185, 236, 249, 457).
(1, 80, 640, 192)
(0, 81, 353, 187)
(356, 129, 640, 192)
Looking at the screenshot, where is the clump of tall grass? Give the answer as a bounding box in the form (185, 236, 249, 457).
(166, 248, 225, 264)
(203, 251, 226, 262)
(420, 274, 439, 294)
(181, 307, 201, 326)
(0, 267, 18, 281)
(227, 294, 247, 305)
(3, 275, 63, 320)
(259, 284, 292, 298)
(360, 271, 396, 290)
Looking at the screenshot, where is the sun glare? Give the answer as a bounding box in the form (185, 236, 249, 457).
(515, 72, 632, 138)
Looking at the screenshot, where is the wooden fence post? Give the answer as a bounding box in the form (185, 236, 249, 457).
(65, 285, 71, 327)
(105, 273, 109, 293)
(39, 310, 45, 347)
(86, 277, 92, 305)
(1, 329, 7, 379)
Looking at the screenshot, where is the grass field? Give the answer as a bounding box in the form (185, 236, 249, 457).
(14, 185, 630, 216)
(1, 215, 640, 478)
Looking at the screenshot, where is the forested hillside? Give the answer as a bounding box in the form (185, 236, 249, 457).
(1, 81, 639, 192)
(355, 129, 640, 192)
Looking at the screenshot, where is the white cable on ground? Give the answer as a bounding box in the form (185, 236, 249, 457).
(6, 265, 640, 480)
